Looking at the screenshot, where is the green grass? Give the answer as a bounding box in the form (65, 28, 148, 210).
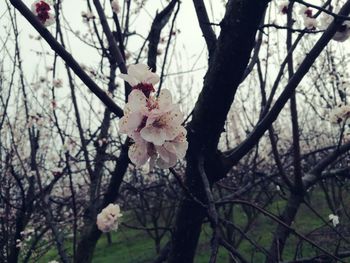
(92, 228, 156, 263)
(33, 188, 349, 263)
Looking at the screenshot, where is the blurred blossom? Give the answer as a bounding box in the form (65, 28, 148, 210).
(96, 204, 122, 233)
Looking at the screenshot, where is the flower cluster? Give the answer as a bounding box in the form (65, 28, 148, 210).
(118, 64, 188, 169)
(279, 2, 350, 41)
(96, 204, 122, 233)
(328, 104, 350, 124)
(31, 0, 55, 27)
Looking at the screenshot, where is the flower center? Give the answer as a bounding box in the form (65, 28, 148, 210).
(304, 9, 312, 18)
(133, 83, 155, 98)
(35, 1, 51, 23)
(338, 24, 347, 33)
(152, 118, 166, 128)
(282, 6, 288, 14)
(137, 116, 148, 131)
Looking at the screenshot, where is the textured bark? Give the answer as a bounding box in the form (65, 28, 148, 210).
(167, 1, 269, 262)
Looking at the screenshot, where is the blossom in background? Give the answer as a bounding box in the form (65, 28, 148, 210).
(320, 13, 350, 42)
(278, 1, 289, 15)
(31, 0, 55, 27)
(298, 5, 318, 30)
(328, 214, 339, 227)
(303, 17, 318, 30)
(81, 11, 96, 23)
(299, 6, 313, 18)
(96, 204, 122, 233)
(111, 0, 121, 14)
(328, 104, 350, 124)
(53, 79, 63, 88)
(118, 63, 188, 169)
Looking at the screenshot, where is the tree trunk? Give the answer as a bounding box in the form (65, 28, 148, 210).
(167, 0, 269, 262)
(265, 193, 303, 262)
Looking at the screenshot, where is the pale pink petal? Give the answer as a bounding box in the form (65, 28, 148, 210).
(165, 106, 184, 126)
(158, 89, 173, 112)
(140, 126, 167, 145)
(119, 73, 138, 86)
(128, 142, 149, 167)
(145, 116, 156, 126)
(156, 146, 171, 163)
(128, 64, 150, 82)
(144, 73, 160, 85)
(118, 115, 130, 133)
(175, 126, 187, 142)
(164, 125, 182, 141)
(173, 141, 188, 159)
(157, 152, 177, 169)
(127, 89, 147, 112)
(129, 131, 143, 143)
(119, 112, 142, 135)
(163, 142, 177, 155)
(124, 112, 143, 133)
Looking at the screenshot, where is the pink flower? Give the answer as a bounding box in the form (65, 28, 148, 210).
(119, 64, 159, 87)
(118, 64, 188, 169)
(119, 63, 159, 97)
(299, 6, 313, 18)
(111, 0, 121, 14)
(144, 89, 174, 119)
(119, 89, 177, 140)
(278, 1, 289, 14)
(140, 104, 183, 146)
(31, 1, 55, 27)
(96, 204, 122, 233)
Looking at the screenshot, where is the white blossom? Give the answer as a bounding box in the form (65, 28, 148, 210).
(328, 214, 339, 227)
(96, 204, 122, 233)
(53, 79, 63, 88)
(303, 17, 318, 30)
(111, 0, 121, 14)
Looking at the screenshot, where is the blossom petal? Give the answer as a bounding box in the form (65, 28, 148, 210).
(157, 152, 177, 169)
(158, 89, 173, 112)
(145, 72, 160, 85)
(119, 112, 143, 135)
(127, 89, 147, 112)
(128, 64, 149, 82)
(119, 73, 138, 86)
(128, 142, 149, 167)
(140, 126, 167, 145)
